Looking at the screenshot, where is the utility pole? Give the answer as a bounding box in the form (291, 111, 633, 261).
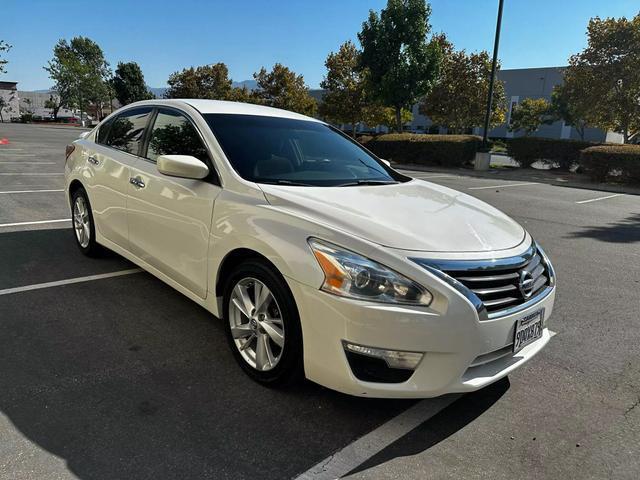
(482, 0, 505, 149)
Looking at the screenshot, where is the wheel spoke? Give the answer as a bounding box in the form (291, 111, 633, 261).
(254, 283, 271, 313)
(255, 332, 273, 370)
(239, 334, 255, 351)
(260, 320, 284, 348)
(231, 324, 253, 339)
(233, 284, 255, 318)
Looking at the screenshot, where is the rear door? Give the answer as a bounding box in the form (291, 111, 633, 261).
(127, 107, 221, 298)
(86, 107, 153, 248)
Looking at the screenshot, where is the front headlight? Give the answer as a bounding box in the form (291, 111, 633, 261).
(308, 238, 432, 306)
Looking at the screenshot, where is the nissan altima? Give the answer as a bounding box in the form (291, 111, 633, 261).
(64, 99, 556, 398)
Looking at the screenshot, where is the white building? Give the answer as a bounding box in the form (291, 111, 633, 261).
(0, 81, 19, 122)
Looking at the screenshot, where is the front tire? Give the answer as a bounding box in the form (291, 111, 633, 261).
(223, 260, 304, 386)
(71, 187, 100, 257)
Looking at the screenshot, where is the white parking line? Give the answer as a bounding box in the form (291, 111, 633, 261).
(0, 173, 64, 176)
(0, 268, 143, 296)
(0, 219, 70, 228)
(0, 153, 37, 157)
(295, 394, 460, 480)
(575, 193, 623, 204)
(468, 182, 539, 190)
(0, 189, 65, 194)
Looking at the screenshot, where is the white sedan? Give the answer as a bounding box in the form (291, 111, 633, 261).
(64, 99, 556, 398)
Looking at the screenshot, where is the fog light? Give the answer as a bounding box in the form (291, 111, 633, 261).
(342, 341, 424, 370)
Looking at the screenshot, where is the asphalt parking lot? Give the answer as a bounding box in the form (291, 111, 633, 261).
(0, 122, 639, 480)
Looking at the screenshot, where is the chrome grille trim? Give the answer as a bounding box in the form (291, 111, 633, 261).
(412, 242, 555, 320)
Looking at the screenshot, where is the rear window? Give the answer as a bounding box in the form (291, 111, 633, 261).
(104, 107, 153, 155)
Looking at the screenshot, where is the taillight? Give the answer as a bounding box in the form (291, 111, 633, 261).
(65, 144, 75, 160)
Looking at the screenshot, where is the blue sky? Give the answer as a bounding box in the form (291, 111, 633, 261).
(2, 0, 638, 91)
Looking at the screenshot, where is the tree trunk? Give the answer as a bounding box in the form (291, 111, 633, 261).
(351, 120, 357, 138)
(395, 106, 402, 133)
(623, 126, 629, 144)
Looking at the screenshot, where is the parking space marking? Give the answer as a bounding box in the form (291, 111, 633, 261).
(468, 182, 539, 190)
(295, 394, 460, 480)
(0, 189, 65, 194)
(0, 268, 143, 296)
(0, 219, 70, 228)
(575, 193, 623, 204)
(0, 153, 37, 157)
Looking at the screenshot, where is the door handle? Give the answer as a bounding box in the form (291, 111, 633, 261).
(129, 177, 145, 189)
(88, 156, 99, 165)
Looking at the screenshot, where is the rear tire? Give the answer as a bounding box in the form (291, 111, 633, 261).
(71, 187, 101, 257)
(222, 259, 304, 386)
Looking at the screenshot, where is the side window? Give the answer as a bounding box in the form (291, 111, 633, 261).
(96, 117, 114, 145)
(146, 109, 209, 163)
(105, 107, 153, 155)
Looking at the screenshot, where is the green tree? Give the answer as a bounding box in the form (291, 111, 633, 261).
(112, 61, 154, 105)
(358, 0, 441, 132)
(509, 98, 554, 136)
(565, 14, 640, 143)
(421, 34, 506, 133)
(319, 41, 368, 136)
(44, 37, 111, 121)
(550, 81, 591, 140)
(253, 63, 316, 116)
(164, 62, 253, 102)
(362, 105, 412, 131)
(0, 40, 11, 74)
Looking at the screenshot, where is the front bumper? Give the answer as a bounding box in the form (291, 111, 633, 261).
(288, 278, 555, 398)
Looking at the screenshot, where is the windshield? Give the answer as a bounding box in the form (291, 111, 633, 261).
(203, 114, 408, 186)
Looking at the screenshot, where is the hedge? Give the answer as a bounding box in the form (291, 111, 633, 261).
(506, 137, 597, 170)
(359, 133, 481, 167)
(579, 145, 640, 184)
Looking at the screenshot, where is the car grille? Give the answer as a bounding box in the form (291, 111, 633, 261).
(443, 249, 549, 314)
(411, 243, 554, 319)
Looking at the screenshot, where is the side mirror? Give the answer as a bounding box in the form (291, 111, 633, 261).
(157, 155, 209, 180)
(380, 158, 391, 167)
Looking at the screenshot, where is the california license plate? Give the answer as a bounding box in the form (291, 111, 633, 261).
(513, 309, 544, 353)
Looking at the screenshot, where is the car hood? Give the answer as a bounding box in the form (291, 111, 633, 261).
(259, 179, 526, 253)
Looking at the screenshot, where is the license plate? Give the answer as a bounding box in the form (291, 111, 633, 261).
(513, 309, 544, 353)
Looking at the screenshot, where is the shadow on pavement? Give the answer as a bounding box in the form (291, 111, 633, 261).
(566, 212, 640, 244)
(346, 378, 510, 477)
(0, 228, 503, 479)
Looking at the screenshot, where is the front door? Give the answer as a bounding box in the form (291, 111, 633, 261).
(127, 108, 221, 298)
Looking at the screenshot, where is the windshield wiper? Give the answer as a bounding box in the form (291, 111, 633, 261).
(259, 179, 316, 187)
(336, 179, 399, 187)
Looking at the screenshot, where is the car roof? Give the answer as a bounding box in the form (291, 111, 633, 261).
(128, 98, 322, 123)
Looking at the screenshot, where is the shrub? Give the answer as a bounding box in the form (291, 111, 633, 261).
(507, 137, 596, 169)
(360, 133, 481, 167)
(579, 145, 640, 184)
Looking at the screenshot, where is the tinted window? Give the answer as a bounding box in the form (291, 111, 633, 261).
(96, 117, 114, 145)
(105, 107, 152, 155)
(146, 109, 209, 163)
(204, 114, 405, 187)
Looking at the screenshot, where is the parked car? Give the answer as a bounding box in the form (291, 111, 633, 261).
(64, 99, 556, 398)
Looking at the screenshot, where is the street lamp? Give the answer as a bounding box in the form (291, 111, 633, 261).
(482, 0, 505, 149)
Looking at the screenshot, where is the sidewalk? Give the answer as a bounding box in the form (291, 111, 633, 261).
(393, 161, 640, 196)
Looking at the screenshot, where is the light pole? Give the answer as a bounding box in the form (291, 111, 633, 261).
(482, 0, 505, 149)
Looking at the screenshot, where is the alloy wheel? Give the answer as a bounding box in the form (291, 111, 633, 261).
(73, 195, 91, 248)
(228, 277, 285, 371)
